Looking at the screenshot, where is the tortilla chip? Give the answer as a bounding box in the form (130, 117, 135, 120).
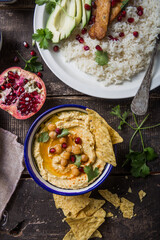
(138, 190, 146, 202)
(98, 189, 120, 208)
(63, 230, 102, 240)
(87, 109, 117, 166)
(120, 197, 135, 219)
(53, 194, 90, 217)
(128, 187, 132, 193)
(65, 216, 105, 240)
(93, 208, 106, 218)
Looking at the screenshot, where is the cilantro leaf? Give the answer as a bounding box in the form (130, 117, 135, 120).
(95, 51, 109, 66)
(144, 147, 158, 161)
(35, 0, 47, 5)
(38, 132, 49, 142)
(111, 105, 121, 118)
(111, 105, 129, 130)
(57, 129, 69, 138)
(24, 56, 43, 73)
(84, 165, 99, 182)
(121, 0, 130, 9)
(74, 155, 82, 168)
(32, 28, 53, 49)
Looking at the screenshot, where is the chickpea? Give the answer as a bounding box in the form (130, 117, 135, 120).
(49, 131, 57, 139)
(81, 154, 89, 162)
(48, 123, 56, 131)
(55, 144, 62, 154)
(59, 137, 67, 144)
(71, 167, 80, 177)
(66, 146, 72, 153)
(62, 151, 70, 160)
(72, 145, 81, 155)
(61, 158, 68, 167)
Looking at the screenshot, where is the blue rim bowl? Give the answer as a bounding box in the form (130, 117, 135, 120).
(24, 104, 113, 196)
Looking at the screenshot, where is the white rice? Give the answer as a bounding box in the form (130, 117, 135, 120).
(60, 0, 160, 86)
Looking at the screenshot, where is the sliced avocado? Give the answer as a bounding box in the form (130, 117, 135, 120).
(85, 0, 92, 24)
(46, 0, 77, 43)
(81, 0, 87, 27)
(75, 0, 82, 25)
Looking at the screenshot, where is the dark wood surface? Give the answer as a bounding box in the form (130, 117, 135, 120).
(0, 1, 160, 239)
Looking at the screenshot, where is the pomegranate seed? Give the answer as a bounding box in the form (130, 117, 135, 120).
(128, 17, 134, 23)
(84, 45, 90, 51)
(70, 155, 76, 163)
(50, 148, 56, 153)
(19, 87, 25, 93)
(36, 82, 42, 89)
(117, 15, 122, 22)
(14, 73, 20, 79)
(23, 41, 29, 48)
(62, 143, 67, 148)
(121, 10, 126, 17)
(30, 50, 36, 56)
(81, 28, 87, 35)
(53, 45, 59, 52)
(0, 85, 6, 91)
(119, 32, 125, 37)
(92, 1, 96, 9)
(114, 38, 119, 41)
(137, 10, 143, 16)
(6, 83, 12, 88)
(111, 0, 117, 7)
(23, 79, 28, 84)
(96, 45, 102, 51)
(14, 56, 19, 63)
(91, 15, 96, 23)
(32, 91, 38, 95)
(37, 72, 42, 77)
(55, 128, 62, 134)
(79, 37, 84, 44)
(88, 20, 93, 25)
(76, 34, 81, 40)
(8, 71, 14, 76)
(79, 167, 84, 173)
(13, 85, 19, 90)
(108, 35, 114, 40)
(75, 137, 82, 144)
(137, 6, 143, 11)
(84, 4, 91, 10)
(133, 31, 139, 38)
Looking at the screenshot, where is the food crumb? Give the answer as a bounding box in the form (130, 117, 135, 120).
(138, 190, 146, 202)
(128, 187, 132, 193)
(125, 176, 128, 179)
(106, 212, 114, 218)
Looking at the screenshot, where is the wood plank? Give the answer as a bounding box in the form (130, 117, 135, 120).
(0, 96, 160, 174)
(0, 176, 160, 239)
(0, 0, 35, 9)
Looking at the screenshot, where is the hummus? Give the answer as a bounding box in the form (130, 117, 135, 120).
(33, 109, 123, 189)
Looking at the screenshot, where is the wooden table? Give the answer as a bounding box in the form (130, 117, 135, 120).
(0, 1, 160, 239)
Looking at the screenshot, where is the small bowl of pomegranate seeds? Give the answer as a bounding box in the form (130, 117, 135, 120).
(24, 104, 123, 196)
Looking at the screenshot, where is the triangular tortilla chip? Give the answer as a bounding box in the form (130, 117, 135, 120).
(65, 217, 105, 240)
(120, 197, 134, 219)
(53, 194, 90, 217)
(87, 109, 117, 166)
(93, 208, 106, 218)
(99, 189, 120, 208)
(63, 230, 102, 240)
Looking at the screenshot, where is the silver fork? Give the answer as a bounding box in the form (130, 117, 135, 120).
(131, 34, 160, 116)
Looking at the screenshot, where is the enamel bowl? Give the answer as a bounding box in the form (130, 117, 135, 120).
(24, 104, 113, 196)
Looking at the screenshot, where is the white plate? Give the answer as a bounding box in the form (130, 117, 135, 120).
(33, 5, 160, 99)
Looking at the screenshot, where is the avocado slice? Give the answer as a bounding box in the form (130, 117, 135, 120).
(46, 0, 77, 43)
(81, 0, 87, 27)
(75, 0, 82, 25)
(85, 0, 92, 24)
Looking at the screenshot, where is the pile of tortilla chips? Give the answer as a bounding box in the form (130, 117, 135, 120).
(53, 193, 106, 240)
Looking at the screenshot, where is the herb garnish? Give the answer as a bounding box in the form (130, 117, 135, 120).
(111, 105, 160, 177)
(74, 155, 82, 168)
(84, 165, 99, 182)
(32, 28, 53, 49)
(17, 52, 43, 73)
(121, 0, 130, 9)
(57, 129, 69, 138)
(35, 0, 59, 14)
(38, 132, 49, 142)
(95, 50, 109, 66)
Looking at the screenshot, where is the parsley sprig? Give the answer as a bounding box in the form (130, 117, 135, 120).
(17, 51, 43, 73)
(35, 0, 59, 14)
(111, 105, 160, 177)
(32, 28, 53, 49)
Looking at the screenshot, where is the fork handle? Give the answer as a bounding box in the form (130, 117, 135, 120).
(131, 41, 158, 116)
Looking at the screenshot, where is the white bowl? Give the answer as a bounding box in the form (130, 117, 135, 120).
(24, 104, 113, 196)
